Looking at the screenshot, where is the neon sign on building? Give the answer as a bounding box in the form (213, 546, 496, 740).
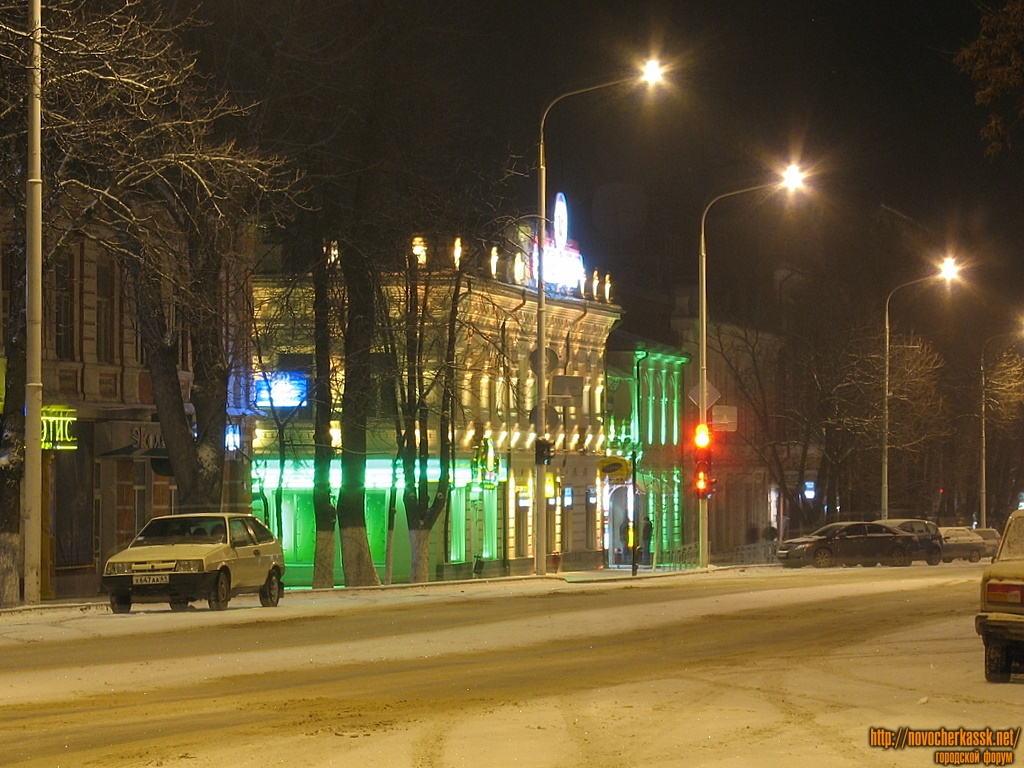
(41, 407, 77, 450)
(512, 192, 588, 295)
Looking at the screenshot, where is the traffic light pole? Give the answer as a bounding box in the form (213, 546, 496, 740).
(698, 201, 711, 569)
(698, 186, 761, 569)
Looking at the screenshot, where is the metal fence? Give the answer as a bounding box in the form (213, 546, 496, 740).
(732, 541, 778, 564)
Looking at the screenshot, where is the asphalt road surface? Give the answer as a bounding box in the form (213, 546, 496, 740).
(1, 563, 1021, 767)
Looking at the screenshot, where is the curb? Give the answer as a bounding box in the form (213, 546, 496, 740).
(0, 562, 778, 615)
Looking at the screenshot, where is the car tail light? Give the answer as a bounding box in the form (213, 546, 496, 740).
(987, 582, 1024, 605)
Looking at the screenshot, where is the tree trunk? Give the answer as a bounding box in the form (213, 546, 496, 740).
(0, 249, 29, 606)
(337, 246, 380, 587)
(180, 233, 230, 512)
(409, 527, 432, 584)
(311, 238, 338, 589)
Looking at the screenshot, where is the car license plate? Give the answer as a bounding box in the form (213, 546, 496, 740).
(132, 573, 169, 585)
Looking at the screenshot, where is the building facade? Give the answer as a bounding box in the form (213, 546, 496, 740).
(250, 218, 624, 583)
(1, 232, 252, 598)
(605, 333, 692, 567)
(671, 292, 787, 561)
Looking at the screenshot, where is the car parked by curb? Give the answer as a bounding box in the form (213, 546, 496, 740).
(974, 528, 1002, 561)
(874, 518, 942, 566)
(939, 527, 986, 563)
(777, 521, 916, 568)
(102, 513, 285, 613)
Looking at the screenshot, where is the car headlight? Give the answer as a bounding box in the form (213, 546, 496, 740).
(174, 559, 205, 573)
(105, 561, 133, 575)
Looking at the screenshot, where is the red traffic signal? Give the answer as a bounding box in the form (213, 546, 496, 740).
(694, 423, 711, 449)
(693, 423, 714, 498)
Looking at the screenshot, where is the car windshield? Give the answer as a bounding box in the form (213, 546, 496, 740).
(808, 523, 846, 538)
(998, 518, 1024, 561)
(130, 516, 225, 546)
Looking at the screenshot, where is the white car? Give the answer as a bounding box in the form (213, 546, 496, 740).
(102, 513, 285, 613)
(976, 510, 1024, 682)
(974, 528, 1002, 560)
(939, 526, 986, 563)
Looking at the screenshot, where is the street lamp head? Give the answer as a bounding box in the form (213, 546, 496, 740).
(939, 256, 960, 283)
(781, 164, 805, 191)
(642, 59, 665, 85)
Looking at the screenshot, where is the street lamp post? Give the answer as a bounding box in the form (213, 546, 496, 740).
(881, 257, 960, 519)
(696, 165, 804, 568)
(24, 0, 44, 605)
(534, 61, 662, 576)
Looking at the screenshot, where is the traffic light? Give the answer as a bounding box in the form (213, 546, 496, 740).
(694, 464, 711, 497)
(694, 422, 711, 450)
(535, 438, 553, 465)
(693, 423, 714, 499)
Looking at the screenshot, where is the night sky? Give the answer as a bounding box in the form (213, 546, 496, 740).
(458, 0, 1024, 350)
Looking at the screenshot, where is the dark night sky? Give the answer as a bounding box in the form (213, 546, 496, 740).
(457, 0, 1024, 347)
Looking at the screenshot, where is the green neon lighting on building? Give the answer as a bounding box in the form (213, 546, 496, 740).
(251, 457, 505, 493)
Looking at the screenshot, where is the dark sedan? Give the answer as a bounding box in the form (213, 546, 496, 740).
(777, 521, 917, 568)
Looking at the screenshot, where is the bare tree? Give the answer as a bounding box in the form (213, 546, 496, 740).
(0, 0, 296, 603)
(956, 1, 1024, 156)
(377, 241, 466, 583)
(177, 0, 509, 586)
(984, 351, 1024, 527)
(712, 266, 948, 533)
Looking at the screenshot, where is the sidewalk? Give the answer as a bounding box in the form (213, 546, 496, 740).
(0, 561, 777, 615)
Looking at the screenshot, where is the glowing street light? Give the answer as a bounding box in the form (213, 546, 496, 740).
(881, 256, 961, 518)
(533, 60, 664, 576)
(696, 165, 806, 568)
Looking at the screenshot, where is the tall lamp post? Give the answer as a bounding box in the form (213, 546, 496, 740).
(534, 60, 663, 576)
(881, 257, 960, 519)
(696, 165, 805, 569)
(24, 0, 44, 604)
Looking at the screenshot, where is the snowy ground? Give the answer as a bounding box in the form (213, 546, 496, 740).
(1, 563, 1021, 767)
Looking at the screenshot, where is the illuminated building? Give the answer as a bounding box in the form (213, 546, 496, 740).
(251, 210, 622, 583)
(605, 335, 691, 567)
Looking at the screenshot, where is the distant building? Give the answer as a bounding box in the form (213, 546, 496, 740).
(605, 332, 692, 567)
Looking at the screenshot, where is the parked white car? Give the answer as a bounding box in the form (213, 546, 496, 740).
(974, 528, 1002, 560)
(102, 513, 285, 613)
(939, 526, 986, 563)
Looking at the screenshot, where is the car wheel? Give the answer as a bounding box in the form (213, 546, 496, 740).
(926, 549, 941, 566)
(969, 549, 981, 563)
(888, 547, 909, 567)
(109, 593, 132, 614)
(169, 598, 190, 611)
(259, 569, 282, 608)
(208, 570, 231, 611)
(812, 548, 834, 568)
(985, 641, 1012, 683)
